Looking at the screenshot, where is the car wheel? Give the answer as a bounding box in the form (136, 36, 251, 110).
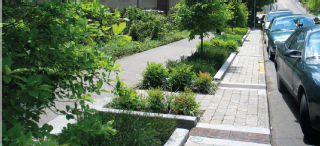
(300, 93, 317, 137)
(277, 71, 285, 92)
(268, 44, 275, 60)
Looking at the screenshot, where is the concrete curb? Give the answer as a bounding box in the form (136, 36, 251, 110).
(213, 52, 237, 81)
(164, 128, 190, 146)
(241, 29, 251, 46)
(91, 104, 197, 130)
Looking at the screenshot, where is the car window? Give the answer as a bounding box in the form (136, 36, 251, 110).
(266, 12, 293, 22)
(306, 32, 320, 59)
(285, 31, 298, 49)
(289, 31, 306, 51)
(272, 17, 315, 31)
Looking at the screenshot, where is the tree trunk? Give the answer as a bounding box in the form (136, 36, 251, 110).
(200, 33, 203, 58)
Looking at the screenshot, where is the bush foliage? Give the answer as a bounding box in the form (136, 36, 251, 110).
(2, 1, 130, 145)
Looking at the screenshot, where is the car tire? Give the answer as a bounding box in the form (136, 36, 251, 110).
(277, 71, 285, 93)
(300, 93, 317, 137)
(268, 44, 275, 60)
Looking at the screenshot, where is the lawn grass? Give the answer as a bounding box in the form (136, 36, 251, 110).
(86, 112, 177, 146)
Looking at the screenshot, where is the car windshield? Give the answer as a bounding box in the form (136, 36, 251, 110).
(266, 12, 293, 21)
(272, 17, 315, 31)
(306, 32, 320, 59)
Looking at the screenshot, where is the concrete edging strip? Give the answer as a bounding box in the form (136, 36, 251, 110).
(213, 52, 237, 80)
(164, 128, 190, 146)
(185, 136, 271, 146)
(196, 123, 270, 135)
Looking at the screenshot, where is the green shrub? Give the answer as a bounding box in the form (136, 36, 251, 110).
(227, 2, 249, 28)
(58, 116, 117, 145)
(147, 87, 167, 113)
(196, 40, 212, 50)
(171, 88, 201, 116)
(87, 112, 177, 146)
(141, 62, 169, 89)
(168, 64, 194, 91)
(2, 1, 125, 143)
(224, 40, 238, 52)
(184, 59, 217, 76)
(110, 87, 146, 110)
(225, 27, 248, 36)
(192, 71, 218, 94)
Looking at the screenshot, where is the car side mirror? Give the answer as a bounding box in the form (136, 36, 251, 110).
(274, 40, 284, 45)
(284, 50, 302, 59)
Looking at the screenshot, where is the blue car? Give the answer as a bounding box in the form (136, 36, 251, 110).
(265, 14, 315, 60)
(275, 25, 320, 137)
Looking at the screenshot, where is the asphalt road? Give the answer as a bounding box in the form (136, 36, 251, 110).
(264, 0, 320, 145)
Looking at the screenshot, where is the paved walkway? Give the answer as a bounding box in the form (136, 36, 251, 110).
(185, 30, 271, 146)
(40, 29, 271, 145)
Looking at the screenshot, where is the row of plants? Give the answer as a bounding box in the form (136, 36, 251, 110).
(102, 30, 189, 57)
(106, 85, 202, 117)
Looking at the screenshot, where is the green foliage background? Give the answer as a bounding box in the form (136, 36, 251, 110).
(2, 1, 130, 145)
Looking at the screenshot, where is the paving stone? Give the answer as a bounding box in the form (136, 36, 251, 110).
(210, 120, 222, 124)
(212, 116, 224, 120)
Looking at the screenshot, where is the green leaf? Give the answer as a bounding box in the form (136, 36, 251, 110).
(11, 68, 30, 74)
(5, 65, 11, 75)
(3, 76, 12, 83)
(112, 22, 126, 35)
(118, 35, 132, 42)
(66, 114, 74, 120)
(114, 7, 120, 17)
(3, 56, 14, 68)
(97, 80, 102, 89)
(66, 105, 70, 111)
(102, 26, 110, 31)
(38, 85, 53, 92)
(28, 90, 39, 98)
(10, 75, 29, 82)
(120, 97, 126, 104)
(84, 94, 92, 99)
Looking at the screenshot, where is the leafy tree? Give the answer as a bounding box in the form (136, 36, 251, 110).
(175, 2, 230, 58)
(227, 2, 249, 30)
(2, 0, 130, 144)
(308, 0, 320, 13)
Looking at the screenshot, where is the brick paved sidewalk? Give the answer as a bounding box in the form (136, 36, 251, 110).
(186, 30, 271, 146)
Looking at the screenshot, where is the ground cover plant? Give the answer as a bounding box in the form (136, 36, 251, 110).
(77, 112, 177, 146)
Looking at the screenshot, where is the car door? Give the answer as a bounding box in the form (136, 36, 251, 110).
(291, 31, 306, 97)
(279, 31, 298, 89)
(286, 31, 306, 97)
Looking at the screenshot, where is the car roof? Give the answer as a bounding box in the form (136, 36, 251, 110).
(273, 14, 311, 20)
(269, 9, 292, 14)
(298, 24, 320, 33)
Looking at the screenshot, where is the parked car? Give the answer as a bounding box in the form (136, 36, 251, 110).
(264, 14, 315, 60)
(261, 10, 293, 43)
(274, 25, 320, 137)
